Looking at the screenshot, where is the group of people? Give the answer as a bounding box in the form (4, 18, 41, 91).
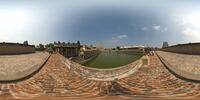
(144, 48, 155, 56)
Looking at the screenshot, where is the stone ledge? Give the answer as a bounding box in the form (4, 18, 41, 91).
(62, 54, 146, 81)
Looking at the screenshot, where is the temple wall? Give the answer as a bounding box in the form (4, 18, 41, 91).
(162, 43, 200, 55)
(0, 43, 35, 55)
(63, 47, 80, 57)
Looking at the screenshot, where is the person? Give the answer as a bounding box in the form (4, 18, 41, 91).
(47, 47, 53, 54)
(152, 50, 155, 56)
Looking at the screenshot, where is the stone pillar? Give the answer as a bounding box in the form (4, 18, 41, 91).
(70, 47, 73, 57)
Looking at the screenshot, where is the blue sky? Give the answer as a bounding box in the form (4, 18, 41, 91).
(0, 0, 200, 47)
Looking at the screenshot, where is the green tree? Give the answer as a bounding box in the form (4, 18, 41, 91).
(116, 46, 120, 50)
(39, 44, 44, 49)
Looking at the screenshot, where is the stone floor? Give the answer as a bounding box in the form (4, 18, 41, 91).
(117, 54, 200, 98)
(0, 53, 200, 99)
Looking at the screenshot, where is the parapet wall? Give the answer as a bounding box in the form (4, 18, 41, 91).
(162, 43, 200, 54)
(0, 43, 35, 55)
(156, 51, 200, 81)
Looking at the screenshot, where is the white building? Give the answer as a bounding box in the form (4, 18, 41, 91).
(120, 45, 145, 50)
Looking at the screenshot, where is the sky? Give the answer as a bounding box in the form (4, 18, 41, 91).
(0, 0, 200, 48)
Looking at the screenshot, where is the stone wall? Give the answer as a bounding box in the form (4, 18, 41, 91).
(162, 43, 200, 54)
(71, 50, 101, 64)
(157, 51, 200, 81)
(0, 43, 35, 55)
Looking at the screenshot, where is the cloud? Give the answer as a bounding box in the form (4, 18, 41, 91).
(153, 25, 160, 31)
(152, 25, 168, 32)
(183, 27, 200, 41)
(0, 32, 9, 42)
(118, 34, 128, 39)
(175, 13, 200, 41)
(110, 34, 128, 43)
(141, 27, 148, 31)
(161, 27, 168, 32)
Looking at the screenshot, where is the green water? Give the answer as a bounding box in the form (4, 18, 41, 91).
(83, 51, 143, 69)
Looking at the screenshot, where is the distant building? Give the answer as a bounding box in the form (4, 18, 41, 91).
(162, 42, 168, 48)
(54, 41, 81, 58)
(120, 45, 145, 50)
(81, 45, 97, 51)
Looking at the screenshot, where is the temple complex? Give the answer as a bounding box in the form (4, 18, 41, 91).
(0, 42, 200, 100)
(53, 41, 81, 58)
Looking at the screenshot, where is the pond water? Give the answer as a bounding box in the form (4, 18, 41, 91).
(83, 51, 143, 69)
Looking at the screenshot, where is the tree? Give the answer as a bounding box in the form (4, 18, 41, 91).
(90, 45, 93, 48)
(45, 43, 54, 48)
(116, 46, 120, 50)
(36, 45, 40, 48)
(39, 44, 44, 49)
(23, 41, 28, 45)
(77, 41, 80, 46)
(62, 42, 66, 45)
(45, 44, 49, 48)
(49, 43, 54, 48)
